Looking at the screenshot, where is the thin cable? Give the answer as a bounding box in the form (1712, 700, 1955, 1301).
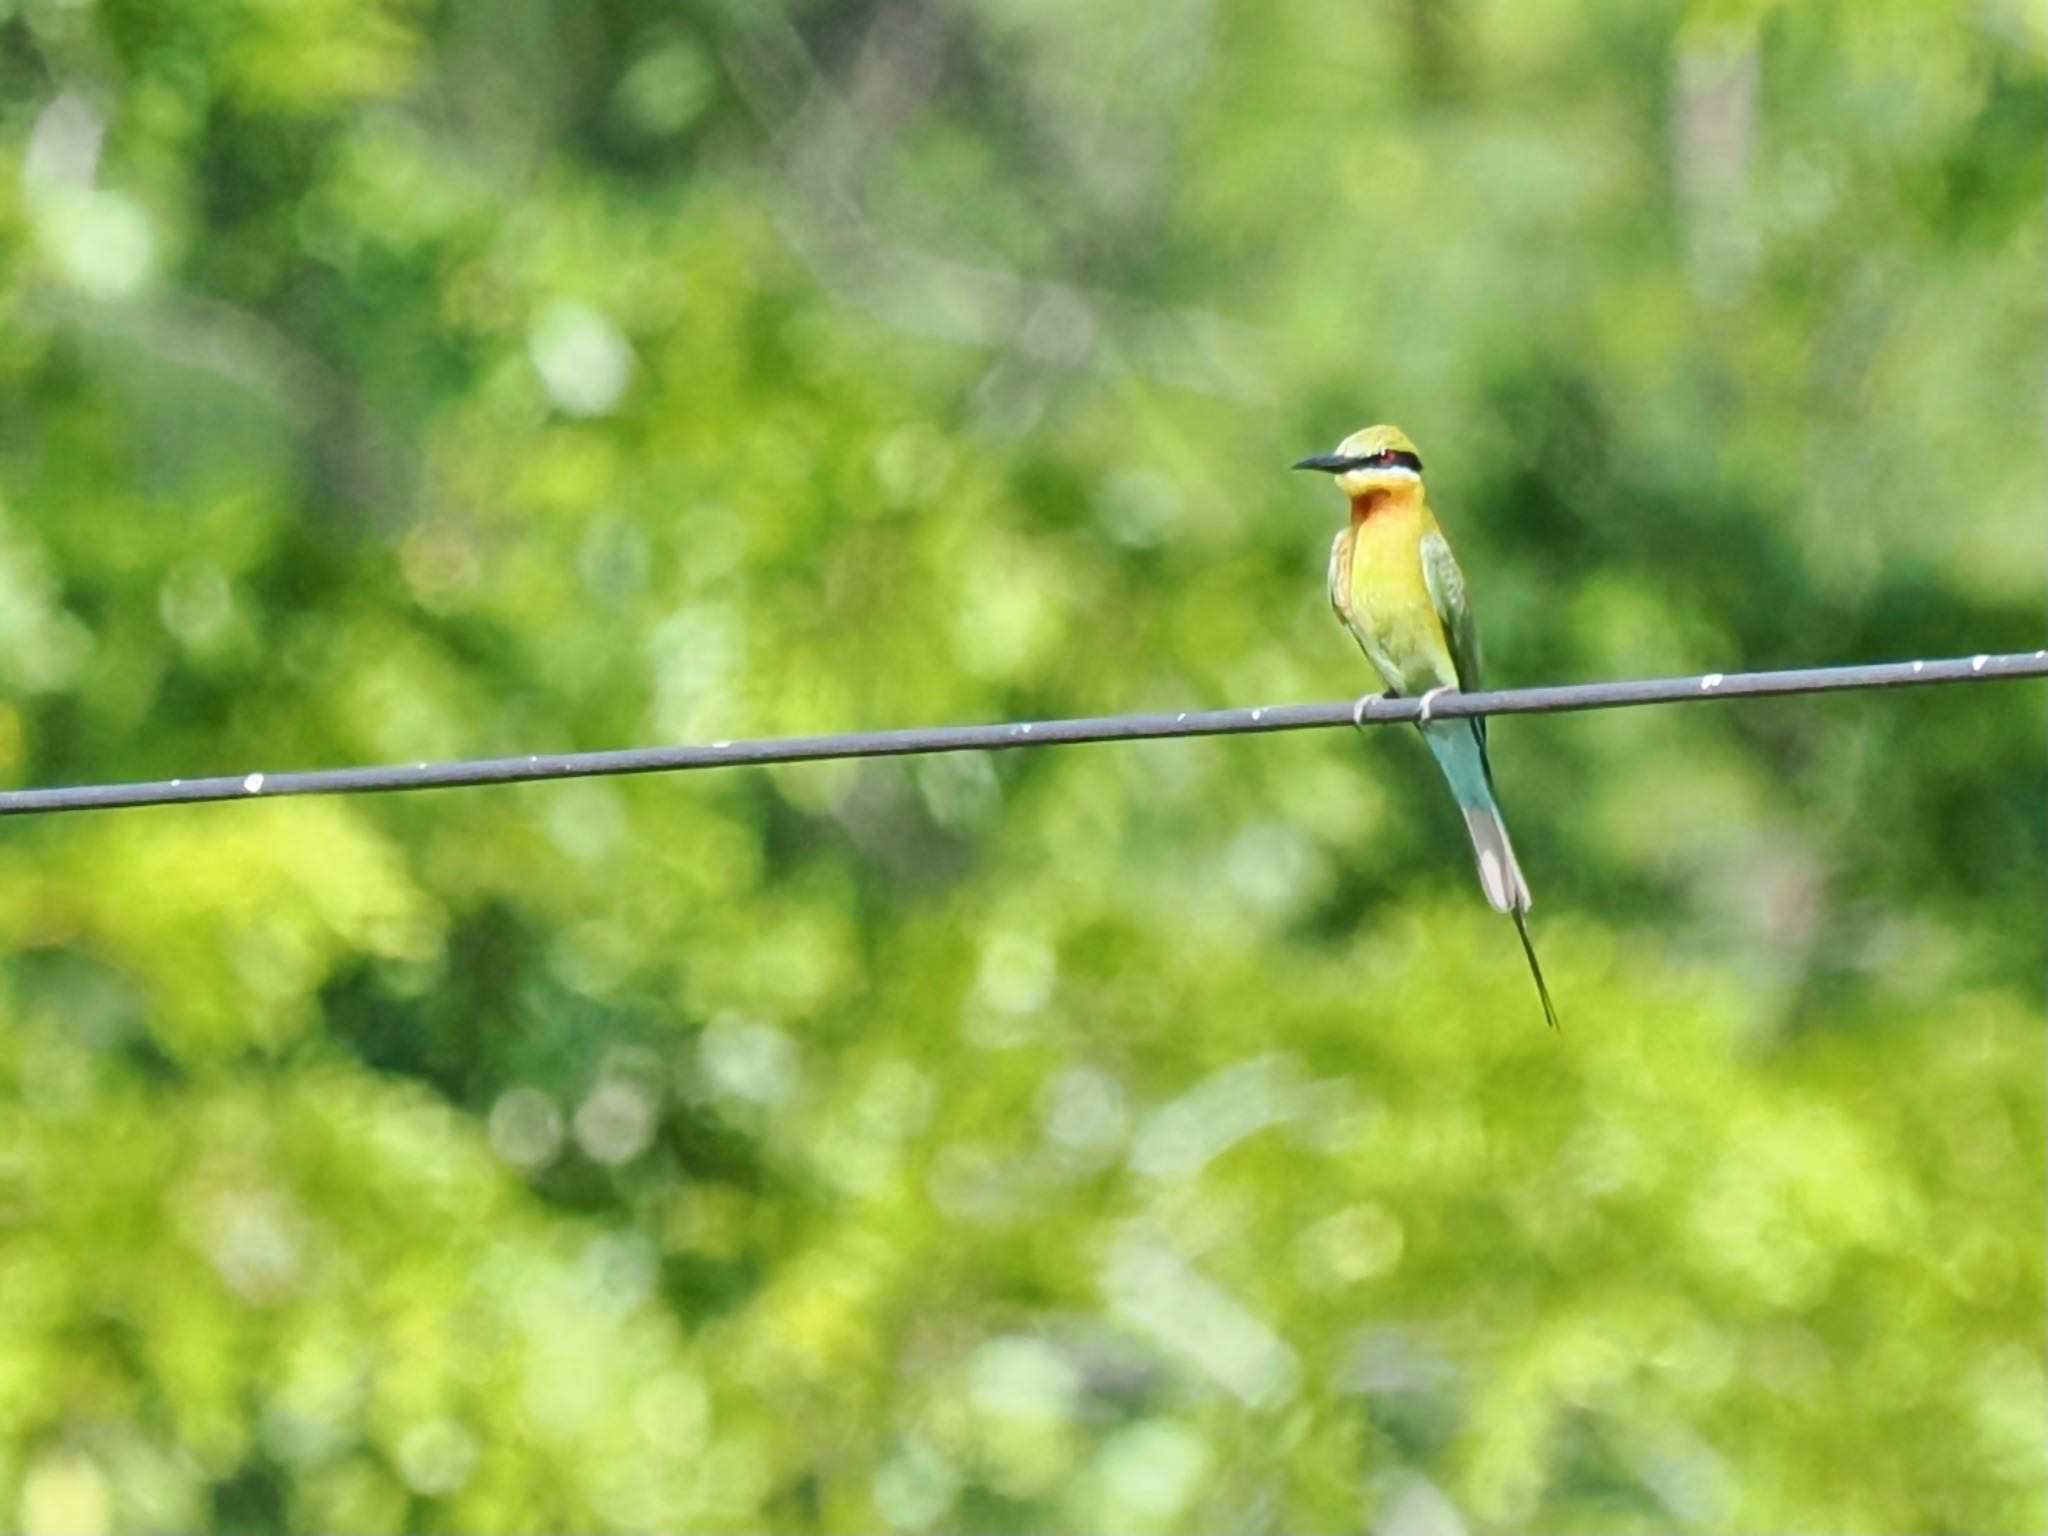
(0, 650, 2041, 819)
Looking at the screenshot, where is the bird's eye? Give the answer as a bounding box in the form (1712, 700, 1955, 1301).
(1364, 451, 1393, 467)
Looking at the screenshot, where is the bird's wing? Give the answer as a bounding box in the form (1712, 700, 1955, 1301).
(1326, 528, 1353, 626)
(1420, 529, 1484, 694)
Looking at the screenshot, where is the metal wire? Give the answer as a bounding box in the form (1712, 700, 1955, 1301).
(0, 650, 2040, 819)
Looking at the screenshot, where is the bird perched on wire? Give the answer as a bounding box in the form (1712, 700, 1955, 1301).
(1294, 424, 1558, 1029)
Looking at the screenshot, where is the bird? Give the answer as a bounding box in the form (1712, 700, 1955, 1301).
(1294, 424, 1558, 1029)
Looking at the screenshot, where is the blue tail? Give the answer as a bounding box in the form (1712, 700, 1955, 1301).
(1421, 721, 1527, 914)
(1421, 720, 1559, 1030)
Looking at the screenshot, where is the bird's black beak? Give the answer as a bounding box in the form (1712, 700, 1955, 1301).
(1292, 454, 1357, 474)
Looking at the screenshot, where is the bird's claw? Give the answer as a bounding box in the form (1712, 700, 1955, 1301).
(1351, 692, 1385, 730)
(1416, 685, 1455, 723)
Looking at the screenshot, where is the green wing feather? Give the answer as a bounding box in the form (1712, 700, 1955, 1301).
(1420, 531, 1484, 735)
(1326, 529, 1352, 627)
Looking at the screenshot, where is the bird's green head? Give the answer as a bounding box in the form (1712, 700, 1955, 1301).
(1293, 424, 1425, 500)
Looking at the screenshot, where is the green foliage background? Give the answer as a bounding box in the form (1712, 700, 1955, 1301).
(0, 0, 2042, 1530)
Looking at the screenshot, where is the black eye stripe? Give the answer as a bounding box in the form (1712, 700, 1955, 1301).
(1357, 449, 1423, 472)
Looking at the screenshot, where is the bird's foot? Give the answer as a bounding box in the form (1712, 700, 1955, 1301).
(1416, 685, 1456, 723)
(1351, 692, 1385, 730)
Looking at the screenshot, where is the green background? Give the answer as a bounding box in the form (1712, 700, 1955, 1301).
(0, 0, 2042, 1530)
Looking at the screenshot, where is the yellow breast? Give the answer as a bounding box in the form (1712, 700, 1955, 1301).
(1341, 494, 1456, 694)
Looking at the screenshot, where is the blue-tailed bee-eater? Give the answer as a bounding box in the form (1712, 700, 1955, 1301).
(1296, 425, 1558, 1029)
